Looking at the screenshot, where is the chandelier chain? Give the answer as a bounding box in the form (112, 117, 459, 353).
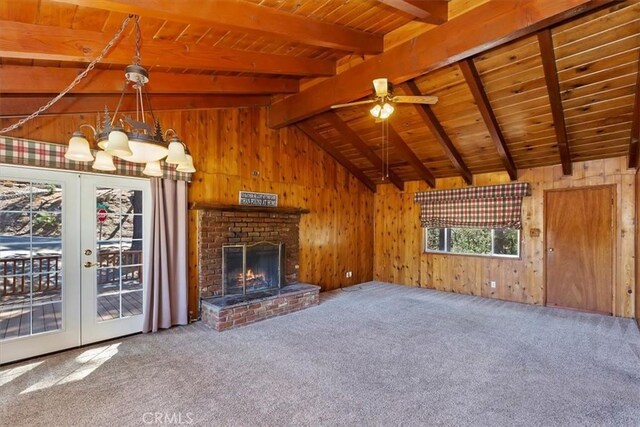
(0, 15, 134, 135)
(133, 15, 142, 65)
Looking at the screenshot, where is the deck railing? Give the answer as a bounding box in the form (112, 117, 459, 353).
(1, 251, 142, 296)
(1, 255, 60, 295)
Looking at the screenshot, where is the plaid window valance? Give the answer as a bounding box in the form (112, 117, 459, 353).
(0, 137, 192, 182)
(414, 183, 531, 229)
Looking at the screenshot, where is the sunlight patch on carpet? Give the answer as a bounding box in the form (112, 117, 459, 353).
(0, 362, 44, 387)
(19, 343, 120, 394)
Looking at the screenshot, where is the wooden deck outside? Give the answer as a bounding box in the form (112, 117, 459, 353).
(1, 250, 143, 340)
(0, 290, 143, 340)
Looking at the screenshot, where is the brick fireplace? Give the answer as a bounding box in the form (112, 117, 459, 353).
(194, 204, 319, 330)
(197, 207, 302, 298)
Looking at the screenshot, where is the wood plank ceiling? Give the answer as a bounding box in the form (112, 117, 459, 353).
(0, 0, 638, 190)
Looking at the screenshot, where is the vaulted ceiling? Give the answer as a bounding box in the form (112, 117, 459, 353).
(0, 0, 638, 190)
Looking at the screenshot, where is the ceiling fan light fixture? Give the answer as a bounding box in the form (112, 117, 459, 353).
(370, 104, 383, 118)
(372, 78, 388, 97)
(380, 102, 394, 119)
(370, 102, 394, 119)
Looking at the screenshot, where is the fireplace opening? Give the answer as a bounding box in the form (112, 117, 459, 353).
(222, 241, 282, 295)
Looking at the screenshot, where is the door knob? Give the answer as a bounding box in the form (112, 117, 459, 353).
(84, 261, 97, 268)
(548, 248, 554, 252)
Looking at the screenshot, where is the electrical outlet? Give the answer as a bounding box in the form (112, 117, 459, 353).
(345, 271, 352, 278)
(490, 281, 496, 289)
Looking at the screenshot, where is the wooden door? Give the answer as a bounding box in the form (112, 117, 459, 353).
(545, 186, 614, 314)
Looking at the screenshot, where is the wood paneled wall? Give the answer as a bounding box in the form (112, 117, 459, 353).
(374, 157, 635, 318)
(636, 168, 640, 325)
(1, 107, 375, 317)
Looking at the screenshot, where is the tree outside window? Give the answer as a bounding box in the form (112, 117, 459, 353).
(425, 227, 519, 257)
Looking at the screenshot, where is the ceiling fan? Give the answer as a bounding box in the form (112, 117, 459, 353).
(330, 78, 438, 119)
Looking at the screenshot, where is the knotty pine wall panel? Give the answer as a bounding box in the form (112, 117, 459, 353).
(636, 168, 640, 325)
(1, 107, 375, 316)
(374, 157, 635, 318)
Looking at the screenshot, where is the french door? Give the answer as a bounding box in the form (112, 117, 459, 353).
(80, 176, 151, 344)
(0, 167, 80, 364)
(80, 175, 150, 344)
(0, 166, 150, 364)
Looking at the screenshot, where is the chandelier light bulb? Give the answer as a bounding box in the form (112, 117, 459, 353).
(165, 136, 188, 165)
(65, 131, 94, 162)
(143, 160, 163, 177)
(92, 151, 117, 171)
(176, 154, 196, 173)
(105, 128, 132, 158)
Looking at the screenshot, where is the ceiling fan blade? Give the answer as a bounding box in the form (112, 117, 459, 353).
(330, 99, 377, 109)
(391, 95, 439, 104)
(372, 78, 389, 97)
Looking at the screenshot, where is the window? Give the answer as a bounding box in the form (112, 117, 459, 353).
(424, 227, 520, 258)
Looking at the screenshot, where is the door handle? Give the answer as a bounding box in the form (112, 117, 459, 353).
(548, 248, 554, 252)
(84, 261, 98, 268)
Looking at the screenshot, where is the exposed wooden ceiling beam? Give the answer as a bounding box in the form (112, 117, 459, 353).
(0, 95, 270, 118)
(459, 59, 518, 181)
(322, 112, 404, 191)
(268, 0, 614, 128)
(628, 51, 640, 168)
(54, 0, 383, 54)
(387, 124, 436, 187)
(537, 29, 572, 175)
(403, 81, 472, 185)
(0, 66, 298, 95)
(0, 20, 334, 77)
(378, 0, 448, 25)
(296, 122, 377, 192)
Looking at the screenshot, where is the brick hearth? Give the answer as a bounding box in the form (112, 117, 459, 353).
(201, 284, 320, 331)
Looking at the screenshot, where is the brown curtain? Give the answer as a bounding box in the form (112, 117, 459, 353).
(143, 178, 188, 332)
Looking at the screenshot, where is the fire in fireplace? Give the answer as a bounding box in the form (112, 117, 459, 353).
(222, 241, 282, 295)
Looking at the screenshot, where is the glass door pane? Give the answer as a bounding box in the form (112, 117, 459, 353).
(94, 188, 144, 321)
(0, 180, 63, 340)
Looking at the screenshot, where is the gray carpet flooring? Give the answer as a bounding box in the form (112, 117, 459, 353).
(1, 282, 639, 427)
